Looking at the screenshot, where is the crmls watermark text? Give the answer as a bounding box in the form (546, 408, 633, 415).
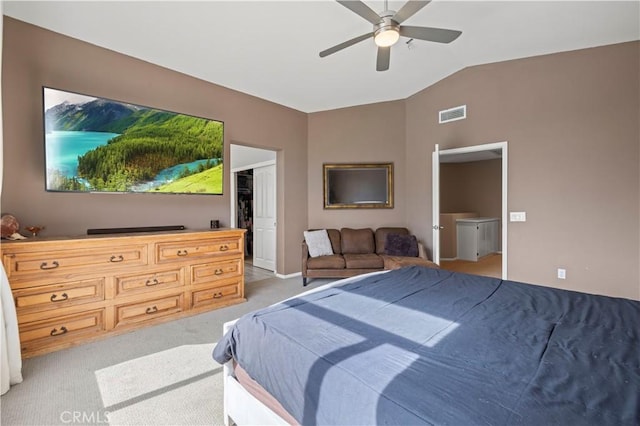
(60, 411, 110, 424)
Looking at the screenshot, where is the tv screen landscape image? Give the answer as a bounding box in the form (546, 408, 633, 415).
(43, 87, 224, 195)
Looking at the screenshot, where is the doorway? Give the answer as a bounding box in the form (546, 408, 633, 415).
(230, 145, 277, 273)
(236, 169, 254, 259)
(432, 142, 508, 279)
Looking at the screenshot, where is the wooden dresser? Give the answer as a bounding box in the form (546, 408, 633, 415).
(1, 228, 245, 358)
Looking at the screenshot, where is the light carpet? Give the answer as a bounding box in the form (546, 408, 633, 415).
(0, 273, 334, 426)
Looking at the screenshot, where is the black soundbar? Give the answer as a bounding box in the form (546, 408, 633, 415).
(87, 225, 185, 235)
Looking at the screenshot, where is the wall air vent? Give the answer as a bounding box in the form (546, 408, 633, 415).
(439, 105, 467, 124)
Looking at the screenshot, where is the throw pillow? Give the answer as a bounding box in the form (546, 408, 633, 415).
(304, 229, 334, 258)
(384, 233, 419, 257)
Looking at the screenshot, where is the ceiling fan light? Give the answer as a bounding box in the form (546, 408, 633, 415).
(374, 28, 400, 47)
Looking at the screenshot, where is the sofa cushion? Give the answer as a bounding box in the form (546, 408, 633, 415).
(307, 254, 346, 269)
(326, 229, 342, 254)
(384, 233, 419, 257)
(375, 227, 409, 254)
(341, 228, 375, 254)
(343, 253, 384, 269)
(304, 229, 334, 257)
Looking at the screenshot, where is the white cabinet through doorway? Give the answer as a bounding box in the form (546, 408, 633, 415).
(456, 218, 499, 262)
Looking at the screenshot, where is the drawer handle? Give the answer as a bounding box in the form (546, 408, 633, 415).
(213, 292, 223, 299)
(145, 306, 158, 314)
(177, 250, 188, 257)
(219, 245, 229, 252)
(50, 326, 68, 336)
(145, 278, 160, 286)
(110, 255, 125, 263)
(50, 293, 69, 302)
(40, 261, 60, 270)
(214, 269, 224, 275)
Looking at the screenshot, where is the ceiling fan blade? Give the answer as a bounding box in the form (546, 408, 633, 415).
(393, 1, 431, 24)
(399, 26, 462, 43)
(376, 46, 390, 71)
(336, 0, 381, 25)
(319, 33, 374, 58)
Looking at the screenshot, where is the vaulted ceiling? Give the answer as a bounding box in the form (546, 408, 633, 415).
(4, 1, 639, 113)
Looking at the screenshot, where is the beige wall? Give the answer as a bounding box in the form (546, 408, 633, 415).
(440, 159, 502, 218)
(307, 101, 406, 230)
(406, 41, 639, 300)
(1, 17, 308, 275)
(3, 17, 638, 299)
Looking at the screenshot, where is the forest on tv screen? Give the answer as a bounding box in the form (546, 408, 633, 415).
(46, 100, 223, 193)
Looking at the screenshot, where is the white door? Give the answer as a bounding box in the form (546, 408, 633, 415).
(432, 144, 441, 265)
(252, 164, 276, 271)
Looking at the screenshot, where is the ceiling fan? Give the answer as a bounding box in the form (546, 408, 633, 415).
(319, 0, 461, 71)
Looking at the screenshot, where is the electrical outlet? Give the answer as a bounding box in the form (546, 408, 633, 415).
(557, 268, 566, 279)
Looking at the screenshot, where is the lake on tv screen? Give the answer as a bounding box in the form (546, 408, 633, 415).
(46, 131, 119, 176)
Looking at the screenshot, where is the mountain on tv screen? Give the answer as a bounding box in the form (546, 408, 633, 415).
(43, 87, 224, 195)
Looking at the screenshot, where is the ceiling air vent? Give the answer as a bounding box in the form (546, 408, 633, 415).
(439, 105, 466, 124)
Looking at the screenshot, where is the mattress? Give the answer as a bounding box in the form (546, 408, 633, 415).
(213, 266, 640, 425)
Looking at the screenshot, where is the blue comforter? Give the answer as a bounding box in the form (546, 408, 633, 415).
(213, 266, 640, 425)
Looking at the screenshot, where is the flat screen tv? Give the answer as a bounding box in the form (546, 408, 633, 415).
(43, 87, 224, 194)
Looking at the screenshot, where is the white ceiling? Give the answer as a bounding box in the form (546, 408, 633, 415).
(4, 1, 639, 113)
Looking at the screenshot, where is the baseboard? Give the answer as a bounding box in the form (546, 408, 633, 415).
(275, 271, 302, 279)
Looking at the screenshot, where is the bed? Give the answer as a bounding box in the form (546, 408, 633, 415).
(213, 266, 640, 425)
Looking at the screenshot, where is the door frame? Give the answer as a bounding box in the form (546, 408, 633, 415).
(432, 141, 508, 279)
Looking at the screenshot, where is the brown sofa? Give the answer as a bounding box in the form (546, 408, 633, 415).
(302, 227, 438, 286)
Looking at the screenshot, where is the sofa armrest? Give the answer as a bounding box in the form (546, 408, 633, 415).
(418, 242, 427, 259)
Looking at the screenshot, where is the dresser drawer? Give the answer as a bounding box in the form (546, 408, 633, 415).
(114, 293, 183, 328)
(19, 309, 105, 355)
(155, 237, 241, 263)
(192, 279, 243, 309)
(4, 244, 148, 280)
(191, 258, 242, 287)
(114, 268, 184, 298)
(14, 278, 105, 314)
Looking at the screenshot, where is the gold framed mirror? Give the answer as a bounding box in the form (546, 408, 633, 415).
(323, 163, 393, 209)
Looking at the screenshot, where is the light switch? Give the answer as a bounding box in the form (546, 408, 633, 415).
(510, 212, 526, 222)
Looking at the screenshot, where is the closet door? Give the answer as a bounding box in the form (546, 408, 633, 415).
(252, 164, 276, 271)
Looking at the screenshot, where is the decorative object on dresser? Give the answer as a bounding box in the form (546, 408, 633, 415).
(1, 214, 27, 240)
(1, 228, 245, 358)
(87, 225, 185, 235)
(24, 225, 44, 237)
